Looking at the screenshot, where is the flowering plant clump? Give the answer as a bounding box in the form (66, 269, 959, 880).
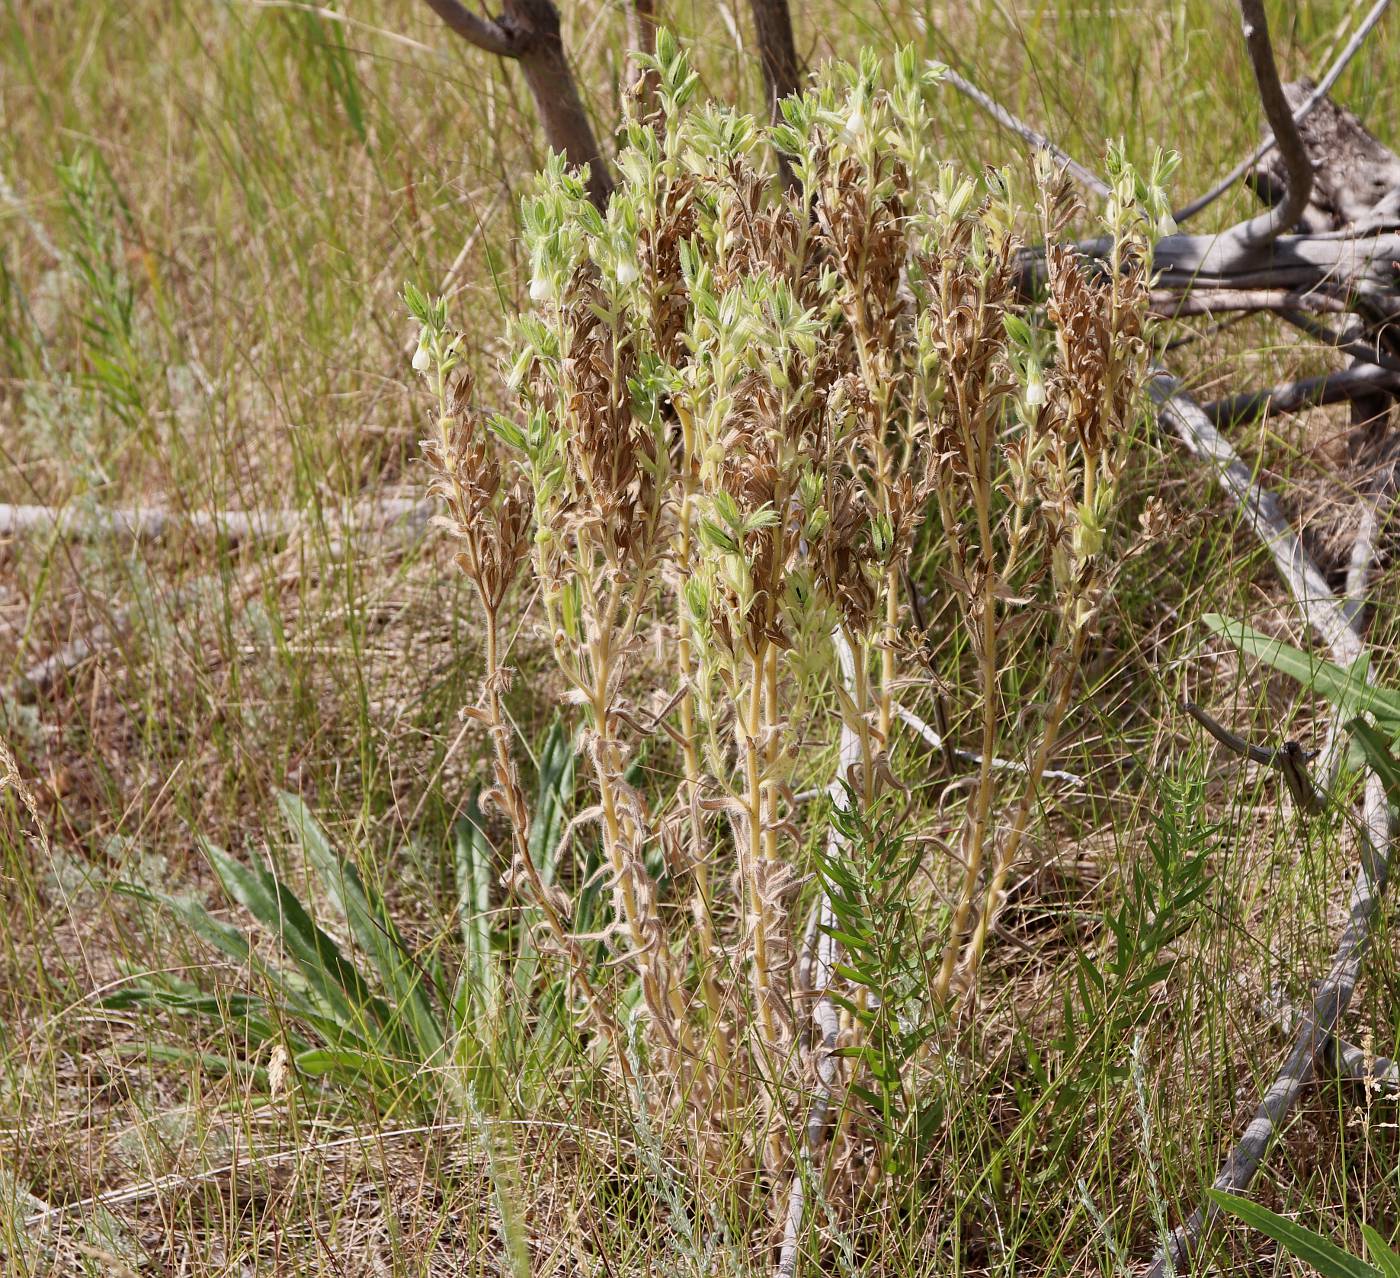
(413, 32, 1167, 1216)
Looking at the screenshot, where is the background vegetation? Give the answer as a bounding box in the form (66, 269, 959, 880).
(2, 0, 1399, 1273)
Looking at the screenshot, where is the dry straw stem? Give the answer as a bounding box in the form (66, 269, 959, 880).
(0, 734, 52, 863)
(422, 372, 630, 1069)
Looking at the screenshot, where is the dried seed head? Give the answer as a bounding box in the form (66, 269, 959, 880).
(421, 370, 532, 614)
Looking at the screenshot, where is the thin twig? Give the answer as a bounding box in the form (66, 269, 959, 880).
(1174, 0, 1391, 223)
(939, 69, 1110, 199)
(892, 702, 1084, 787)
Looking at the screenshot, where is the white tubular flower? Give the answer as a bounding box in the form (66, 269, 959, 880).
(1025, 362, 1046, 406)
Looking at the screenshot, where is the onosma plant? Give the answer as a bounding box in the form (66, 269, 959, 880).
(413, 31, 1169, 1216)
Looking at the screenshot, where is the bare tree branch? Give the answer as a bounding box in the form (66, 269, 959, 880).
(626, 0, 659, 105)
(1150, 288, 1353, 318)
(417, 0, 519, 56)
(420, 0, 614, 206)
(1203, 361, 1400, 424)
(1182, 0, 1315, 262)
(747, 0, 800, 186)
(776, 630, 857, 1278)
(1280, 308, 1400, 372)
(940, 69, 1110, 199)
(747, 0, 800, 111)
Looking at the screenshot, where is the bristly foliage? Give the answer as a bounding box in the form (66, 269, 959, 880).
(814, 784, 940, 1179)
(412, 29, 1168, 1227)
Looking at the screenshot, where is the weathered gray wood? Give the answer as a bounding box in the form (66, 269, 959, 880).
(1254, 79, 1400, 232)
(1204, 363, 1400, 424)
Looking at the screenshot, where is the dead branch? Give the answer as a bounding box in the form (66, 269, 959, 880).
(420, 0, 613, 207)
(746, 0, 801, 188)
(1253, 79, 1400, 233)
(1203, 362, 1400, 424)
(1280, 309, 1400, 373)
(893, 702, 1084, 787)
(1150, 289, 1353, 318)
(1147, 374, 1394, 1275)
(747, 0, 800, 114)
(1265, 990, 1400, 1095)
(7, 499, 430, 698)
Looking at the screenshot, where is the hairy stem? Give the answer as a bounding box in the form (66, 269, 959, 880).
(480, 610, 628, 1076)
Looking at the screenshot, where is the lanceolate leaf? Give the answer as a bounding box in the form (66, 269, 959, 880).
(1207, 1189, 1381, 1278)
(454, 796, 499, 1019)
(529, 719, 577, 887)
(278, 792, 445, 1063)
(1348, 719, 1400, 808)
(1202, 615, 1400, 727)
(200, 837, 391, 1038)
(1362, 1227, 1400, 1278)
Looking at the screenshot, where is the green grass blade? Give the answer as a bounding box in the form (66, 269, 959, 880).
(1363, 1227, 1400, 1278)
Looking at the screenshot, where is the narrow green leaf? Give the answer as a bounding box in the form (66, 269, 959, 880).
(278, 792, 445, 1063)
(1348, 719, 1400, 808)
(529, 719, 577, 886)
(202, 837, 390, 1037)
(1203, 615, 1400, 726)
(1363, 1227, 1400, 1278)
(1207, 1189, 1381, 1278)
(453, 798, 499, 1019)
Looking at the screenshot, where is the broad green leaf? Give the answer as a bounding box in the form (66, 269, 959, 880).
(1362, 1227, 1400, 1278)
(201, 837, 390, 1037)
(278, 793, 445, 1063)
(1207, 1189, 1381, 1278)
(1202, 615, 1400, 727)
